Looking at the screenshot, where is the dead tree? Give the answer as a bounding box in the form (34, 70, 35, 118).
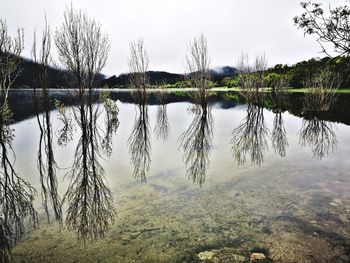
(0, 18, 37, 263)
(186, 34, 211, 108)
(55, 5, 115, 242)
(128, 38, 150, 105)
(32, 17, 62, 224)
(303, 67, 341, 112)
(236, 53, 268, 102)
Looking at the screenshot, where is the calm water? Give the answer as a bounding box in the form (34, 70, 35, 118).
(3, 90, 350, 262)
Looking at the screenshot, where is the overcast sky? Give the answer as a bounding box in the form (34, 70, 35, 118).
(0, 0, 344, 76)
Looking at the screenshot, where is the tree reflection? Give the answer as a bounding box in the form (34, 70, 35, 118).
(0, 101, 38, 262)
(128, 104, 151, 182)
(63, 98, 116, 242)
(127, 38, 152, 182)
(154, 91, 170, 142)
(55, 99, 73, 147)
(54, 6, 117, 243)
(272, 111, 288, 157)
(271, 92, 289, 157)
(100, 90, 120, 157)
(179, 95, 213, 187)
(299, 116, 337, 159)
(231, 104, 269, 166)
(32, 20, 62, 224)
(299, 68, 338, 159)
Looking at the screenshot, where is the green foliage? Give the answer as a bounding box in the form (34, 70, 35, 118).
(100, 89, 111, 104)
(267, 56, 350, 89)
(1, 101, 14, 144)
(225, 75, 241, 88)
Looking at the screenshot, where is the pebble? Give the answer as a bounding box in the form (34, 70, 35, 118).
(198, 251, 215, 261)
(250, 252, 266, 261)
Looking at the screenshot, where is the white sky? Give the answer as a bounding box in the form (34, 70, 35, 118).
(0, 0, 344, 76)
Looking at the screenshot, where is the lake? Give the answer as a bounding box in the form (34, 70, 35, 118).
(2, 90, 350, 262)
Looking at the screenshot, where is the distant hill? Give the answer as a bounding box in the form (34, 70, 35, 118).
(12, 58, 105, 89)
(11, 56, 237, 88)
(103, 66, 237, 88)
(12, 58, 71, 88)
(102, 71, 184, 88)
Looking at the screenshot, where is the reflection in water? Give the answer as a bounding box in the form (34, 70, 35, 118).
(32, 25, 62, 223)
(231, 104, 269, 166)
(55, 99, 73, 147)
(100, 90, 120, 157)
(180, 96, 213, 186)
(271, 92, 289, 157)
(303, 67, 340, 112)
(127, 39, 152, 182)
(128, 104, 151, 182)
(300, 77, 338, 159)
(34, 93, 62, 224)
(0, 101, 38, 262)
(272, 111, 288, 157)
(63, 94, 116, 242)
(299, 117, 337, 159)
(154, 91, 170, 142)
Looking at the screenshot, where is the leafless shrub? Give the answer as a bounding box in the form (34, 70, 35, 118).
(303, 67, 341, 111)
(236, 53, 267, 102)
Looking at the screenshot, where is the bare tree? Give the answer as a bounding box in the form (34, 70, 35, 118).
(55, 5, 115, 242)
(303, 67, 341, 111)
(294, 1, 350, 57)
(236, 52, 267, 101)
(32, 17, 62, 224)
(128, 38, 150, 105)
(0, 19, 24, 102)
(0, 18, 38, 263)
(186, 34, 211, 108)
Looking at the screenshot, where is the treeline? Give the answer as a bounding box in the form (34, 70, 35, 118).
(225, 56, 350, 89)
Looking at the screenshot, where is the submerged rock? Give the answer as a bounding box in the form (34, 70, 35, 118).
(198, 251, 215, 261)
(196, 248, 246, 262)
(250, 252, 266, 261)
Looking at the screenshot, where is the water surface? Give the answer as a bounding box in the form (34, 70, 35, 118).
(4, 90, 350, 262)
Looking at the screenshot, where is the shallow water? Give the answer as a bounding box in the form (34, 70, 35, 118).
(3, 91, 350, 262)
